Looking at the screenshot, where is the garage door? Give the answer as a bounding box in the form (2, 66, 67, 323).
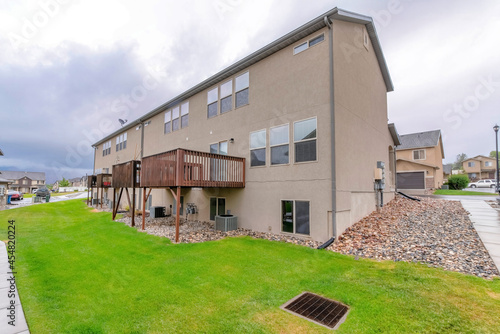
(397, 172, 425, 189)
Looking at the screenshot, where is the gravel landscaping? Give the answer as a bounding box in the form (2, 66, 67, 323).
(112, 196, 499, 279)
(330, 197, 499, 279)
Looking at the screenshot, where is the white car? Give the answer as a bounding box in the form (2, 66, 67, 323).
(469, 179, 497, 188)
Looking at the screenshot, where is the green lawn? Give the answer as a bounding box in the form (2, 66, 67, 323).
(1, 200, 499, 333)
(434, 189, 496, 196)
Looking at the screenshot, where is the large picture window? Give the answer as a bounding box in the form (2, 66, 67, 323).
(281, 200, 310, 235)
(270, 124, 289, 165)
(250, 129, 266, 167)
(235, 72, 249, 108)
(220, 80, 233, 114)
(207, 87, 218, 118)
(294, 118, 317, 163)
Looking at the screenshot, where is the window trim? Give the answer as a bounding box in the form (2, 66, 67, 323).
(249, 128, 267, 168)
(207, 87, 219, 118)
(235, 71, 249, 109)
(413, 149, 426, 161)
(280, 199, 311, 236)
(270, 123, 290, 166)
(293, 33, 325, 55)
(293, 117, 318, 164)
(164, 110, 172, 134)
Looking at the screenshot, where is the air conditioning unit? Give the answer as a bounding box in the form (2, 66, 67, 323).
(150, 206, 165, 218)
(215, 215, 238, 232)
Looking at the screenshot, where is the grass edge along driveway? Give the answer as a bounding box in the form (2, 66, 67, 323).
(1, 199, 499, 333)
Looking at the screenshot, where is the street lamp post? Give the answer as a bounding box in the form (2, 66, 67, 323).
(494, 124, 499, 197)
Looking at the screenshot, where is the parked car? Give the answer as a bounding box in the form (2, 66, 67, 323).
(35, 187, 51, 199)
(469, 179, 497, 188)
(7, 190, 23, 200)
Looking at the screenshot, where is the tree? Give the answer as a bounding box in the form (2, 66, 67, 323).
(490, 151, 499, 159)
(452, 153, 467, 170)
(59, 177, 70, 187)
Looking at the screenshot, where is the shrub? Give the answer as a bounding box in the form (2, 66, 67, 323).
(447, 175, 470, 190)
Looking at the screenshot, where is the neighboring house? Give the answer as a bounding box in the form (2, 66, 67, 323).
(70, 176, 88, 188)
(91, 8, 400, 242)
(0, 150, 11, 209)
(443, 163, 453, 182)
(462, 155, 497, 181)
(396, 130, 445, 193)
(0, 171, 46, 193)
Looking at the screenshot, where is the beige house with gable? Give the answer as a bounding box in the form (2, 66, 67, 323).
(463, 155, 497, 181)
(396, 130, 444, 193)
(92, 8, 400, 242)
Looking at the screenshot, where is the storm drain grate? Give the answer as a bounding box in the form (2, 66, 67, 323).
(280, 292, 349, 330)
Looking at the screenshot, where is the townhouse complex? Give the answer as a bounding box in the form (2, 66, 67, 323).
(92, 8, 400, 242)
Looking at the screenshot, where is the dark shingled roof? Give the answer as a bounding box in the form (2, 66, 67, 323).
(396, 130, 442, 150)
(0, 171, 45, 181)
(443, 163, 453, 175)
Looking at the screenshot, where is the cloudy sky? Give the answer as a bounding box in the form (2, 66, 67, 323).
(0, 0, 499, 183)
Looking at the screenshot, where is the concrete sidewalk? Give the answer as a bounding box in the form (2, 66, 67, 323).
(0, 242, 30, 334)
(461, 200, 500, 272)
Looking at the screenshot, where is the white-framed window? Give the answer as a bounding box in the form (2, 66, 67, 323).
(413, 149, 426, 160)
(235, 72, 249, 108)
(220, 80, 233, 114)
(164, 110, 171, 134)
(293, 34, 325, 55)
(116, 133, 127, 151)
(281, 200, 310, 235)
(485, 161, 493, 167)
(172, 106, 180, 131)
(468, 161, 475, 167)
(181, 102, 189, 128)
(207, 87, 218, 118)
(270, 124, 289, 165)
(294, 117, 317, 163)
(210, 141, 228, 155)
(102, 140, 111, 156)
(250, 129, 266, 167)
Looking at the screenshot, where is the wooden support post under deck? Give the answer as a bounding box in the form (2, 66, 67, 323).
(100, 187, 103, 209)
(124, 188, 133, 226)
(112, 188, 116, 217)
(112, 188, 124, 220)
(96, 187, 99, 208)
(131, 186, 136, 228)
(176, 186, 180, 243)
(87, 187, 90, 206)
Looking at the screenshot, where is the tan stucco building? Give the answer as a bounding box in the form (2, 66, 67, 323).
(463, 155, 497, 181)
(396, 130, 444, 194)
(92, 8, 399, 242)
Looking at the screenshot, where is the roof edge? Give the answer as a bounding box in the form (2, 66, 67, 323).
(388, 123, 401, 146)
(92, 7, 393, 147)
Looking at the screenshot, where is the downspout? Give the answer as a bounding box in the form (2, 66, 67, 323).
(324, 15, 337, 240)
(92, 146, 96, 175)
(394, 145, 398, 193)
(140, 121, 145, 159)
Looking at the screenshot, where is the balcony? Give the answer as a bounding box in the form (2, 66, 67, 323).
(140, 148, 245, 188)
(112, 160, 141, 188)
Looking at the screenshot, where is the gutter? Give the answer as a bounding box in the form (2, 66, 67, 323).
(324, 15, 337, 239)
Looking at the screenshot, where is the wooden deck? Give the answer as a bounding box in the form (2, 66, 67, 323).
(140, 148, 245, 188)
(112, 160, 141, 188)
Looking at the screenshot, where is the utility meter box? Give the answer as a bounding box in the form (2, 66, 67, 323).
(374, 168, 383, 180)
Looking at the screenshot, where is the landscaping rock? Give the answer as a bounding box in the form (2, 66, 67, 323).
(330, 196, 499, 279)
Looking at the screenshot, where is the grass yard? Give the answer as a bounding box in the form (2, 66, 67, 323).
(434, 189, 496, 196)
(1, 200, 499, 333)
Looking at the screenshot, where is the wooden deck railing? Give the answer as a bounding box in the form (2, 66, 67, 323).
(141, 149, 245, 188)
(112, 160, 141, 188)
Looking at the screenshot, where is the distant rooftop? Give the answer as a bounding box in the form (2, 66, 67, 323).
(397, 130, 441, 150)
(0, 171, 45, 181)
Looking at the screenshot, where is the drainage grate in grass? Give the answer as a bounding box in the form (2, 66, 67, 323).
(280, 292, 349, 330)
